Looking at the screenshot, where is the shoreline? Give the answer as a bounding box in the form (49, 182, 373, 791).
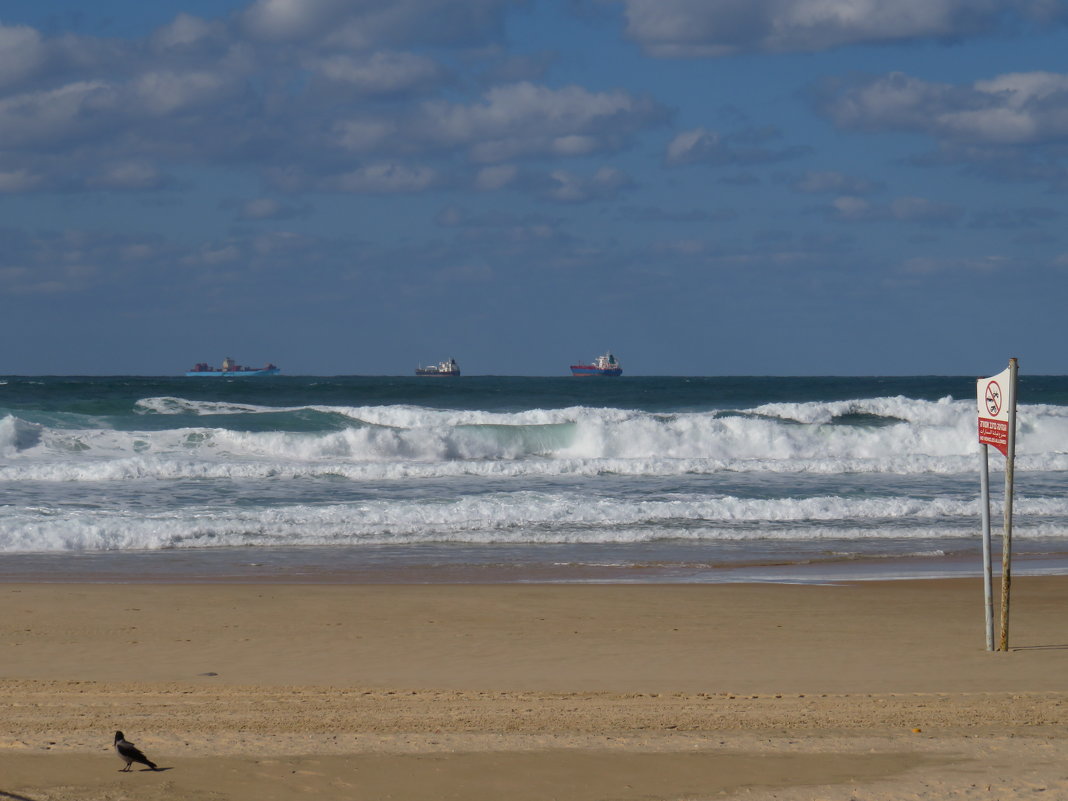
(3, 577, 1068, 799)
(3, 545, 1068, 584)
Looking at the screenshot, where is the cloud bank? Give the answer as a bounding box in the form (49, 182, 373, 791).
(611, 0, 1067, 57)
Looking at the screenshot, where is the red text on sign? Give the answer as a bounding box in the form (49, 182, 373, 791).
(978, 417, 1009, 456)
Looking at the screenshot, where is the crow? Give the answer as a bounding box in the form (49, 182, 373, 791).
(114, 731, 158, 772)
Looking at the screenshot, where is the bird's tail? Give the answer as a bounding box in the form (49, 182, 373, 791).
(147, 760, 158, 770)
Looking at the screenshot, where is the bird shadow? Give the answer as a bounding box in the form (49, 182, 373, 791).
(1011, 643, 1068, 651)
(122, 767, 173, 773)
(1, 791, 44, 801)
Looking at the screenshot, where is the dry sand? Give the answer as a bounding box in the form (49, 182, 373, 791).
(2, 578, 1067, 799)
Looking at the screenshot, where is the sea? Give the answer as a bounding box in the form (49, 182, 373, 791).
(2, 374, 1068, 584)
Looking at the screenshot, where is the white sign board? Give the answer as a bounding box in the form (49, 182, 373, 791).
(977, 366, 1013, 457)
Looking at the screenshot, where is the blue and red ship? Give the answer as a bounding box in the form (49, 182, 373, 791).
(570, 353, 622, 376)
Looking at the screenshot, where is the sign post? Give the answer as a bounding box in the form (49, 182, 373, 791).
(978, 440, 993, 651)
(977, 358, 1018, 652)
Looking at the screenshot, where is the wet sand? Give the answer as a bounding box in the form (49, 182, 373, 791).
(2, 578, 1067, 799)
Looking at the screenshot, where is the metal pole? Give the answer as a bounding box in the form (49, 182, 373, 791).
(998, 357, 1019, 652)
(980, 442, 994, 651)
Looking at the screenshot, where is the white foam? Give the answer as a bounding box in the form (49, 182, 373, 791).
(0, 415, 43, 457)
(6, 395, 1068, 482)
(2, 488, 1067, 553)
(135, 397, 271, 416)
(4, 391, 1067, 555)
(750, 395, 962, 426)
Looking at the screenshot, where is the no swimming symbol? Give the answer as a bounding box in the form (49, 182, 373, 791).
(985, 381, 1002, 417)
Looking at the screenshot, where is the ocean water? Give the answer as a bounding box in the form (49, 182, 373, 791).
(2, 375, 1067, 583)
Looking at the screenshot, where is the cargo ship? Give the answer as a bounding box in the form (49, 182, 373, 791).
(570, 352, 622, 376)
(186, 357, 280, 377)
(416, 358, 460, 376)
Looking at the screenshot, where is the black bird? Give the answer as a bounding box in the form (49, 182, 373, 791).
(114, 731, 158, 772)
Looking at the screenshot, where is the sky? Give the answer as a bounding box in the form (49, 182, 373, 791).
(2, 0, 1068, 376)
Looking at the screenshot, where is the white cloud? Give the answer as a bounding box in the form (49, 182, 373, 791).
(820, 70, 1068, 146)
(550, 135, 600, 156)
(333, 119, 397, 152)
(241, 0, 513, 48)
(87, 161, 166, 190)
(432, 206, 560, 244)
(330, 163, 439, 193)
(657, 238, 707, 255)
(240, 0, 347, 42)
(665, 126, 807, 166)
(120, 244, 156, 261)
(0, 229, 157, 294)
(241, 198, 284, 219)
(827, 194, 962, 224)
(665, 128, 721, 165)
(251, 230, 311, 255)
(0, 270, 68, 295)
(0, 23, 140, 97)
(0, 23, 46, 90)
(196, 244, 242, 265)
(327, 82, 663, 165)
(975, 71, 1068, 103)
(544, 166, 632, 203)
(890, 196, 962, 224)
(474, 164, 519, 190)
(969, 206, 1060, 229)
(312, 51, 443, 95)
(900, 255, 1006, 274)
(133, 70, 240, 116)
(831, 195, 874, 220)
(436, 205, 465, 226)
(612, 0, 1066, 57)
(422, 82, 664, 162)
(791, 170, 879, 195)
(819, 72, 946, 131)
(150, 13, 223, 51)
(434, 261, 494, 282)
(237, 197, 310, 220)
(0, 168, 42, 193)
(0, 61, 251, 152)
(0, 81, 119, 148)
(0, 10, 659, 200)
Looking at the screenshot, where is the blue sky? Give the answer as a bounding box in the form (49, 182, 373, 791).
(2, 0, 1068, 375)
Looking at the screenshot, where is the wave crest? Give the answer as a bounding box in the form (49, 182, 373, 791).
(5, 395, 1068, 480)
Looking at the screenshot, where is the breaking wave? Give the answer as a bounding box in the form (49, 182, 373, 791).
(3, 395, 1068, 481)
(3, 491, 1067, 553)
(4, 386, 1068, 556)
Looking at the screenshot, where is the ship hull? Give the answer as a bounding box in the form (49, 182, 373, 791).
(570, 365, 622, 376)
(185, 369, 281, 377)
(415, 369, 460, 376)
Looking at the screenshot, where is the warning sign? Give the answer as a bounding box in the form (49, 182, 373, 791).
(977, 367, 1013, 457)
(978, 416, 1009, 454)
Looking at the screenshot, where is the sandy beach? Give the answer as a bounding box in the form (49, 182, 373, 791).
(3, 577, 1068, 799)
